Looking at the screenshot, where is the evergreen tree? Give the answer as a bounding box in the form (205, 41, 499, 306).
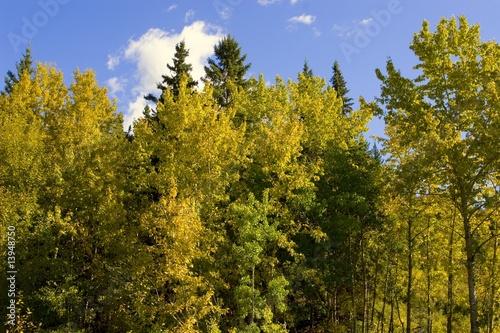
(302, 59, 314, 77)
(330, 60, 353, 114)
(3, 47, 34, 95)
(203, 34, 251, 107)
(145, 40, 197, 103)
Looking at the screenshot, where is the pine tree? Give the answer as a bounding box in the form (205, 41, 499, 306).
(302, 59, 314, 77)
(203, 34, 251, 107)
(330, 60, 353, 114)
(3, 47, 34, 95)
(145, 40, 197, 103)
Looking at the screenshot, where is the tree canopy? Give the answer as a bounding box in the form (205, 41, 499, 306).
(2, 17, 500, 333)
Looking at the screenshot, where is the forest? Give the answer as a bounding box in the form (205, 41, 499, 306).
(1, 15, 500, 333)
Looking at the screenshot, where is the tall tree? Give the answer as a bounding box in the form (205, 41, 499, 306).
(330, 60, 353, 114)
(370, 16, 500, 333)
(302, 59, 314, 78)
(145, 40, 197, 103)
(203, 35, 251, 107)
(3, 47, 34, 95)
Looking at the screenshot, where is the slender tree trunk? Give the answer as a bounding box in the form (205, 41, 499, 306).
(447, 210, 456, 333)
(389, 289, 395, 333)
(456, 180, 480, 333)
(488, 223, 498, 333)
(349, 227, 357, 333)
(361, 233, 368, 333)
(464, 214, 480, 333)
(426, 217, 432, 333)
(379, 255, 392, 333)
(251, 266, 255, 324)
(370, 257, 379, 332)
(406, 216, 413, 333)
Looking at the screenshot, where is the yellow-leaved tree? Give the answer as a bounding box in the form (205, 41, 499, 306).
(369, 16, 500, 333)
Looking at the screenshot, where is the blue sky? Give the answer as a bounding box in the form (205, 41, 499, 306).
(1, 0, 499, 137)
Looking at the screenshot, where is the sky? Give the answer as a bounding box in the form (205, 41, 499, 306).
(1, 0, 500, 138)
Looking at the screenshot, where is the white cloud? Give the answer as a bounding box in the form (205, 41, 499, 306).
(106, 77, 126, 96)
(257, 0, 280, 5)
(290, 0, 299, 4)
(313, 27, 321, 37)
(107, 54, 120, 70)
(288, 14, 316, 25)
(121, 21, 223, 130)
(166, 4, 177, 12)
(184, 9, 195, 23)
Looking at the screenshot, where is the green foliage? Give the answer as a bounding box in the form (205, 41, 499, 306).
(370, 15, 500, 333)
(145, 40, 197, 103)
(2, 17, 499, 332)
(330, 60, 353, 114)
(3, 47, 34, 95)
(203, 35, 251, 106)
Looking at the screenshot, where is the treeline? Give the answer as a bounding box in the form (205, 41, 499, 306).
(1, 16, 499, 333)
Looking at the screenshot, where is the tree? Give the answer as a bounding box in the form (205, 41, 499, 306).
(203, 35, 251, 107)
(302, 59, 314, 78)
(3, 47, 34, 95)
(330, 61, 353, 114)
(145, 40, 197, 103)
(370, 16, 500, 333)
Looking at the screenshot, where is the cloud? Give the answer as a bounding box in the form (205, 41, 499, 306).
(290, 0, 299, 4)
(288, 14, 316, 25)
(107, 54, 120, 70)
(184, 9, 195, 23)
(121, 21, 223, 129)
(166, 4, 177, 12)
(313, 27, 321, 37)
(106, 77, 126, 97)
(257, 0, 280, 5)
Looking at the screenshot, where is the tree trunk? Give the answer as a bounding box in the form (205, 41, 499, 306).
(426, 217, 432, 333)
(464, 214, 480, 333)
(487, 223, 498, 333)
(406, 216, 413, 333)
(370, 257, 379, 332)
(447, 210, 456, 333)
(379, 255, 392, 333)
(349, 227, 357, 333)
(362, 234, 368, 333)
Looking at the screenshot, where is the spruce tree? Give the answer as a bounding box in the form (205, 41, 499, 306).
(330, 60, 353, 114)
(3, 47, 34, 95)
(203, 34, 251, 107)
(302, 59, 314, 77)
(145, 40, 197, 103)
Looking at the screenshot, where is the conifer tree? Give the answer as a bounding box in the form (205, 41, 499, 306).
(302, 59, 314, 77)
(203, 35, 251, 106)
(145, 40, 197, 103)
(330, 60, 353, 114)
(3, 47, 34, 95)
